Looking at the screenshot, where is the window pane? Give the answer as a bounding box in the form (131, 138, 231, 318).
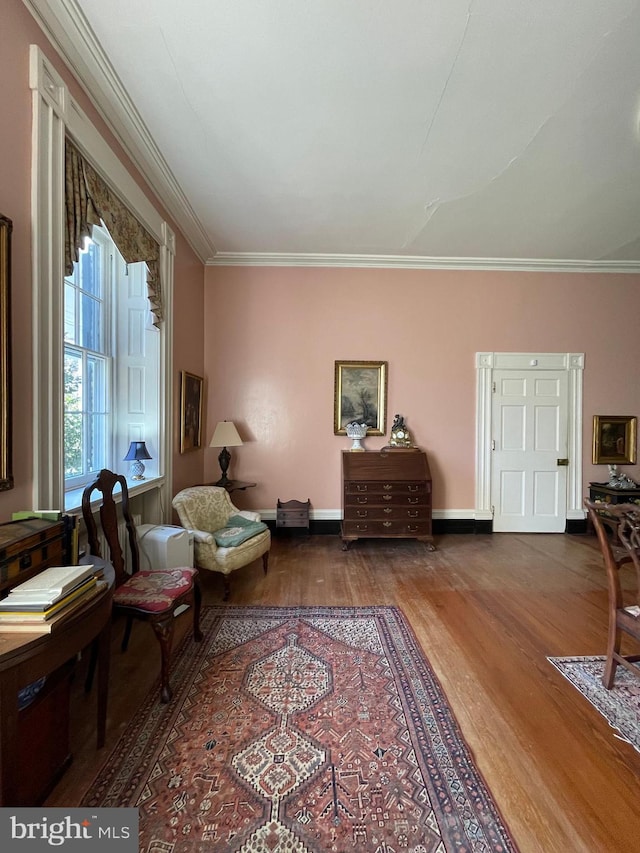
(64, 281, 77, 344)
(64, 413, 83, 477)
(64, 349, 82, 412)
(87, 413, 108, 473)
(86, 356, 107, 473)
(80, 241, 102, 297)
(87, 355, 107, 412)
(81, 293, 102, 351)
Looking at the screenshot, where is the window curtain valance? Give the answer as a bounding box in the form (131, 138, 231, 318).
(64, 139, 163, 326)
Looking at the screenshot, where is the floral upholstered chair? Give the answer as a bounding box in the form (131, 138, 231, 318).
(172, 486, 271, 600)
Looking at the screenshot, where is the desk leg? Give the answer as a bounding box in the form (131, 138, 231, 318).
(96, 619, 111, 749)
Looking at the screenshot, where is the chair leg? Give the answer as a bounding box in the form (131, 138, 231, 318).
(603, 620, 621, 689)
(192, 577, 203, 642)
(262, 551, 269, 575)
(150, 615, 175, 703)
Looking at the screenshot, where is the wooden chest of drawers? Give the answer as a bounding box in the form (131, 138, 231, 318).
(341, 449, 434, 550)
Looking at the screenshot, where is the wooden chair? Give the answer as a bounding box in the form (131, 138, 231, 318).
(584, 499, 640, 688)
(82, 469, 202, 702)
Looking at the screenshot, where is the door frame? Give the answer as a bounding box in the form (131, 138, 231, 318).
(475, 352, 585, 528)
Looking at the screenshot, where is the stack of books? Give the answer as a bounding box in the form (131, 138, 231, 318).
(0, 565, 106, 633)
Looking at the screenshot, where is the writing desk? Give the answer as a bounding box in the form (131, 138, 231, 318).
(0, 584, 112, 805)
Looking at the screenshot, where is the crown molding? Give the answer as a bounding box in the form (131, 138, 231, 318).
(23, 0, 215, 264)
(207, 252, 640, 272)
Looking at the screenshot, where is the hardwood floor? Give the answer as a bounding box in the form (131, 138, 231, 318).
(45, 531, 640, 852)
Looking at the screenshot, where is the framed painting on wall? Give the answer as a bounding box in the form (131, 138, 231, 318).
(0, 215, 12, 491)
(180, 371, 204, 453)
(334, 360, 387, 435)
(592, 415, 637, 465)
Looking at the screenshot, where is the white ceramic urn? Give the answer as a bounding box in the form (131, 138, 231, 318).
(345, 422, 368, 451)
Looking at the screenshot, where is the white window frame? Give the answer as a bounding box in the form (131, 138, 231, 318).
(29, 45, 174, 514)
(63, 227, 112, 492)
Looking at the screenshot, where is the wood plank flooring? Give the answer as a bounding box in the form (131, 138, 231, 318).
(45, 531, 640, 852)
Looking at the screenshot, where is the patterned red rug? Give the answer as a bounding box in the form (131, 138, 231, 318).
(84, 606, 518, 852)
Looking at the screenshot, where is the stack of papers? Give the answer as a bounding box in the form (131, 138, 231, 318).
(0, 565, 103, 632)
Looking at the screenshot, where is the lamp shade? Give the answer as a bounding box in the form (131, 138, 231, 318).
(209, 421, 243, 448)
(124, 441, 152, 461)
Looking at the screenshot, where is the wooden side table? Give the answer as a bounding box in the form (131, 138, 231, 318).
(587, 482, 640, 543)
(276, 499, 311, 533)
(204, 480, 257, 495)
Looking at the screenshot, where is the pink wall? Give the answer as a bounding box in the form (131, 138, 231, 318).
(0, 0, 205, 522)
(205, 266, 640, 513)
(2, 0, 639, 523)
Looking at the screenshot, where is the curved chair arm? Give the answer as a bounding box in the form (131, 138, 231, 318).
(236, 510, 262, 523)
(190, 528, 216, 545)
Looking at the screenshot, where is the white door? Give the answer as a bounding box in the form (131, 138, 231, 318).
(491, 369, 569, 532)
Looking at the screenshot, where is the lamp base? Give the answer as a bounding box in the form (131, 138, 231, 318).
(216, 446, 231, 486)
(129, 460, 146, 480)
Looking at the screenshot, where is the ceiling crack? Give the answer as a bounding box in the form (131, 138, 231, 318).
(418, 0, 476, 159)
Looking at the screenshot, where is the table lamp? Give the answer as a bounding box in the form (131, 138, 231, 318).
(209, 421, 243, 486)
(124, 440, 152, 480)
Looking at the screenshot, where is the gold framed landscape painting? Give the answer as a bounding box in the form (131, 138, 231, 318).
(180, 371, 204, 453)
(592, 415, 637, 465)
(334, 360, 387, 435)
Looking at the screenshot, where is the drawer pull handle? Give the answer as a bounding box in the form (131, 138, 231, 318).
(383, 484, 393, 490)
(383, 495, 392, 501)
(408, 498, 419, 504)
(357, 510, 368, 518)
(383, 521, 392, 528)
(356, 523, 368, 530)
(408, 511, 419, 518)
(408, 485, 419, 492)
(408, 525, 419, 532)
(384, 507, 392, 514)
(356, 485, 368, 492)
(357, 497, 368, 504)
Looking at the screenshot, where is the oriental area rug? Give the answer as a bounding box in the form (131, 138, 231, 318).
(84, 606, 518, 852)
(549, 655, 640, 753)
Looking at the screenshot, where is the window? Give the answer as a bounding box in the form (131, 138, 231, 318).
(63, 226, 160, 507)
(30, 45, 174, 514)
(64, 231, 110, 489)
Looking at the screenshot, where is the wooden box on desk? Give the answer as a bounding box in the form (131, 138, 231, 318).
(0, 518, 67, 596)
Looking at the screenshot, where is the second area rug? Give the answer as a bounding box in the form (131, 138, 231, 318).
(549, 655, 640, 753)
(84, 605, 518, 852)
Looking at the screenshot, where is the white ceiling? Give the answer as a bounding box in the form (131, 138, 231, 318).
(29, 0, 640, 268)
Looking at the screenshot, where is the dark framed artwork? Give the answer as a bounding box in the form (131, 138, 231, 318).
(0, 215, 12, 491)
(592, 415, 637, 465)
(334, 360, 387, 435)
(180, 371, 204, 453)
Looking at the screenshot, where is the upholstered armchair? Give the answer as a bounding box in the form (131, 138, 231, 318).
(172, 486, 270, 600)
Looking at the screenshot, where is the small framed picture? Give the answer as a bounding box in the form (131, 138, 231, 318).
(180, 371, 203, 453)
(334, 360, 387, 435)
(592, 415, 637, 465)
